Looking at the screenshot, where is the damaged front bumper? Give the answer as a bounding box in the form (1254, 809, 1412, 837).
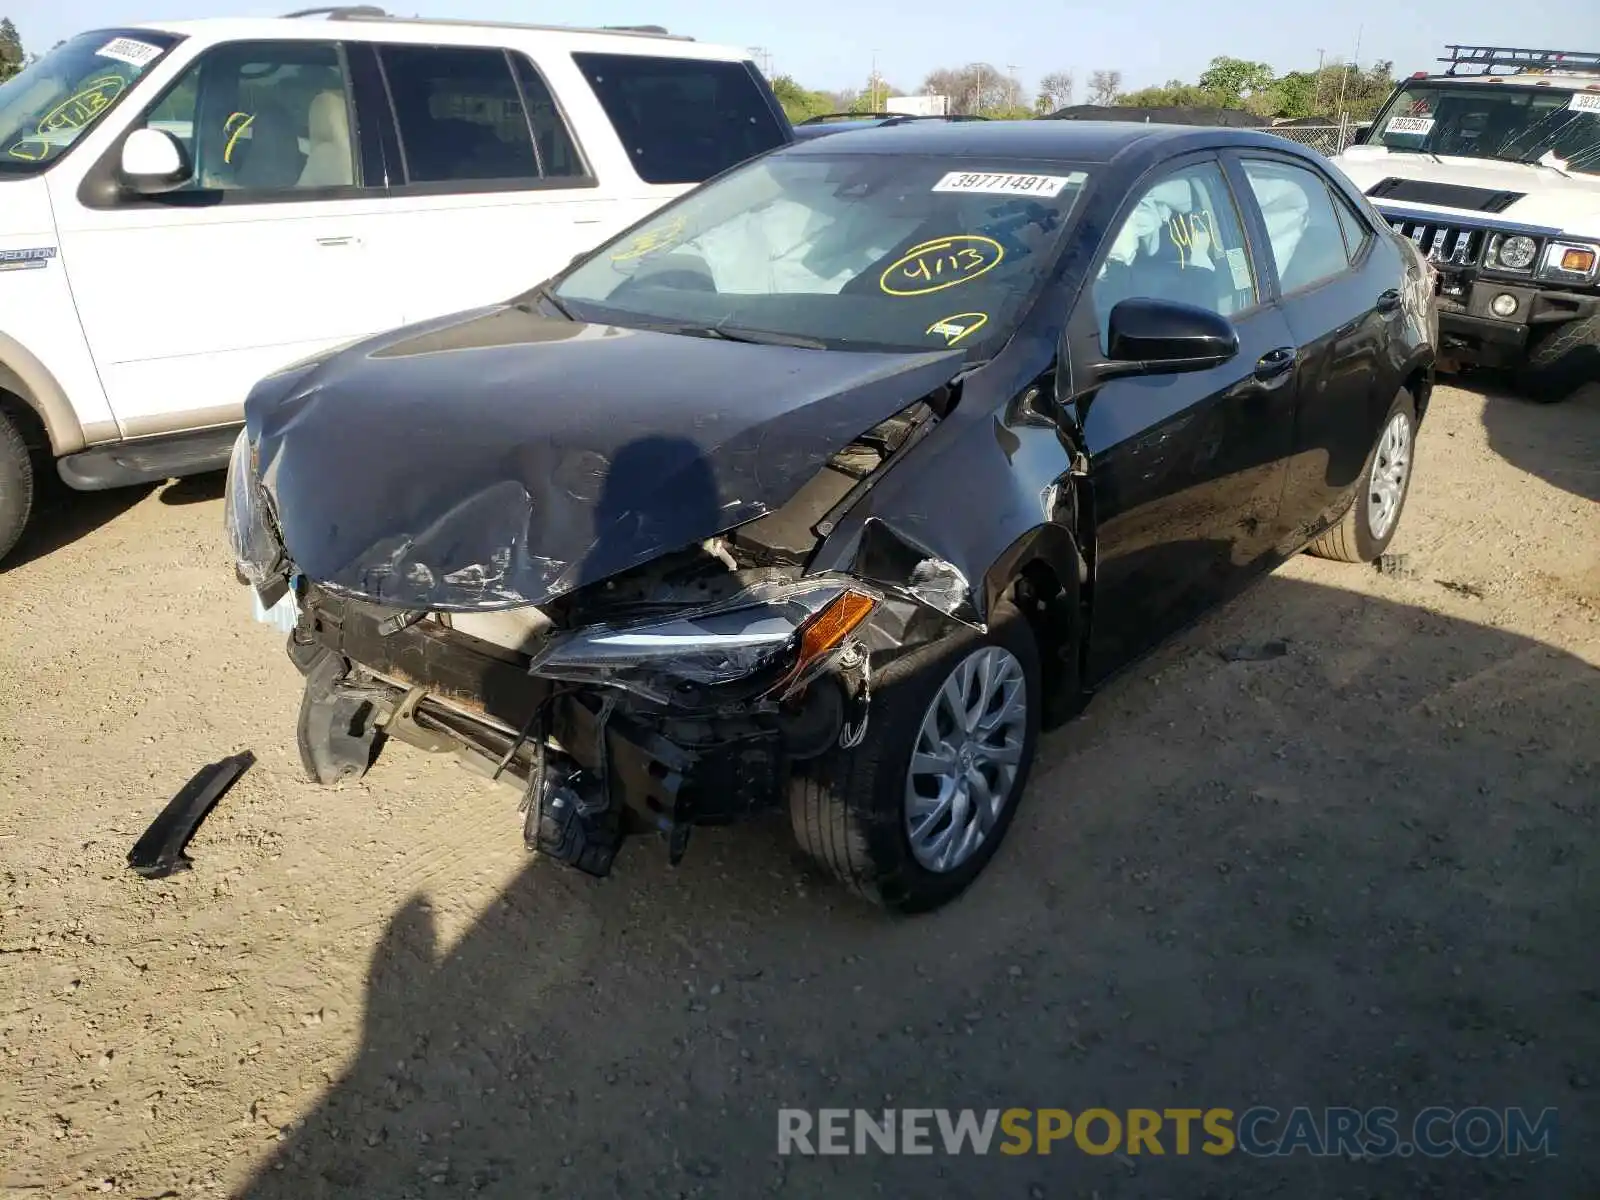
(276, 576, 928, 873)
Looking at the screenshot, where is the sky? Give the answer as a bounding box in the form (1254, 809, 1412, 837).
(6, 0, 1599, 99)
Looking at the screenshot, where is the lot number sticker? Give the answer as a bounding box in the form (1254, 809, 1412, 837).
(1569, 93, 1600, 114)
(1385, 116, 1435, 135)
(96, 37, 164, 67)
(932, 171, 1078, 197)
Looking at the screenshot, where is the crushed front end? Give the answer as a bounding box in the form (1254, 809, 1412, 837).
(224, 365, 969, 876)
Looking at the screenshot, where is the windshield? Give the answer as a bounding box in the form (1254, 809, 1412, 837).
(550, 152, 1091, 355)
(1368, 81, 1600, 175)
(0, 29, 179, 175)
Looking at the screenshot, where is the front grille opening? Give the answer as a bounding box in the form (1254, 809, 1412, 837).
(1387, 218, 1485, 268)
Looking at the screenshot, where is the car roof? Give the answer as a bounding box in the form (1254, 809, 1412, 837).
(1413, 71, 1600, 87)
(780, 118, 1300, 163)
(128, 15, 753, 60)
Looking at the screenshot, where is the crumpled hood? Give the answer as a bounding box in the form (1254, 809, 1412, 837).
(246, 304, 962, 611)
(1332, 147, 1600, 234)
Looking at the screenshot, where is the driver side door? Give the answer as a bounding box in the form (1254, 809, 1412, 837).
(1074, 155, 1299, 681)
(49, 39, 400, 438)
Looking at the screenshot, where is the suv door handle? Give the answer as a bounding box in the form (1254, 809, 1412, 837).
(1376, 288, 1401, 313)
(1254, 346, 1297, 383)
(316, 235, 358, 247)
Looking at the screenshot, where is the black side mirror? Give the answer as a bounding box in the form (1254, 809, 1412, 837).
(1101, 297, 1240, 377)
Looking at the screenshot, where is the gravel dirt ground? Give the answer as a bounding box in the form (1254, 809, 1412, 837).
(1, 378, 1597, 1200)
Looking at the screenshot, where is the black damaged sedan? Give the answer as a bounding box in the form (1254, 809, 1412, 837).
(227, 121, 1437, 912)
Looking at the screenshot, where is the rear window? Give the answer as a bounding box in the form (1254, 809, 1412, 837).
(571, 52, 786, 185)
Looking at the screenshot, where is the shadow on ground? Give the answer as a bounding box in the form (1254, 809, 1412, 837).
(235, 572, 1599, 1199)
(1479, 379, 1600, 506)
(0, 476, 152, 572)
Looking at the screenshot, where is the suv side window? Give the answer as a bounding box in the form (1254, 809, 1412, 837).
(1240, 159, 1353, 293)
(1091, 160, 1258, 348)
(378, 45, 544, 184)
(571, 52, 786, 185)
(139, 41, 358, 193)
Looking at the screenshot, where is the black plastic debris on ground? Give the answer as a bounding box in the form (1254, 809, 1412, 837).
(1436, 578, 1487, 599)
(1374, 552, 1416, 579)
(127, 751, 256, 880)
(1217, 638, 1290, 663)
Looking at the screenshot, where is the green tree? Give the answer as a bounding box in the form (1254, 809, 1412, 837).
(1197, 55, 1275, 107)
(0, 17, 25, 83)
(770, 74, 835, 123)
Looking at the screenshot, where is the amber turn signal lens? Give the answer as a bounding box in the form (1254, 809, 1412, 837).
(795, 590, 877, 672)
(1559, 247, 1596, 274)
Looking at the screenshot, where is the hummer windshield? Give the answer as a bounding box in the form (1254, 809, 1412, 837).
(0, 29, 180, 175)
(1368, 80, 1600, 175)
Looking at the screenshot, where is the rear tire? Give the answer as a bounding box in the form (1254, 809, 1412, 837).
(1516, 311, 1600, 404)
(0, 408, 35, 566)
(1308, 389, 1417, 564)
(789, 600, 1041, 913)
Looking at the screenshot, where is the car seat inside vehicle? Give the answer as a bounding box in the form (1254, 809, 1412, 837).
(298, 90, 352, 187)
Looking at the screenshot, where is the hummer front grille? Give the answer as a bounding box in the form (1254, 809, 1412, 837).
(1387, 217, 1485, 269)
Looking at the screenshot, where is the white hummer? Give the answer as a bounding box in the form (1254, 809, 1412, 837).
(1330, 44, 1600, 401)
(0, 6, 792, 561)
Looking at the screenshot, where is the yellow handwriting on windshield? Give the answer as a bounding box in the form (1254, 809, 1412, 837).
(9, 74, 127, 161)
(611, 214, 688, 263)
(881, 235, 1004, 296)
(224, 112, 254, 164)
(926, 312, 989, 346)
(37, 75, 126, 134)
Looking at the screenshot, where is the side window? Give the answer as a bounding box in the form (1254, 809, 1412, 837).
(1241, 159, 1354, 294)
(1091, 160, 1257, 347)
(139, 41, 356, 193)
(510, 54, 586, 178)
(571, 52, 787, 185)
(378, 45, 539, 184)
(1331, 187, 1372, 259)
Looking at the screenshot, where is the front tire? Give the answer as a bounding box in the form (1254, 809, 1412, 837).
(1308, 389, 1417, 564)
(789, 600, 1041, 913)
(0, 408, 35, 565)
(1516, 311, 1600, 404)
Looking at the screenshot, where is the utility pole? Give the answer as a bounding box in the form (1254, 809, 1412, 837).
(1313, 47, 1325, 113)
(870, 48, 882, 111)
(1334, 24, 1362, 122)
(975, 62, 983, 116)
(1006, 63, 1017, 112)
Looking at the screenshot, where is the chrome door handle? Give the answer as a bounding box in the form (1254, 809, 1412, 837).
(316, 235, 358, 247)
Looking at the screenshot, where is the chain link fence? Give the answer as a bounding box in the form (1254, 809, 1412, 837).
(1264, 122, 1360, 156)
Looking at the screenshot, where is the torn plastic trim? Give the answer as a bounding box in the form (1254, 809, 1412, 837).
(832, 516, 984, 629)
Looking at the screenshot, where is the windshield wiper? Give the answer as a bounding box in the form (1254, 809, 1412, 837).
(515, 284, 576, 321)
(645, 321, 829, 350)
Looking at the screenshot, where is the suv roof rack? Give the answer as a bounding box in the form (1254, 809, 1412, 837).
(1439, 44, 1600, 76)
(280, 6, 693, 39)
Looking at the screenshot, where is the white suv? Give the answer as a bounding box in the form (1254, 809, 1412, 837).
(1330, 43, 1600, 402)
(0, 6, 792, 560)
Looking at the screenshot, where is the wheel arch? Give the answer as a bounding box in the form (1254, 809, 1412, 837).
(980, 521, 1088, 722)
(0, 332, 88, 456)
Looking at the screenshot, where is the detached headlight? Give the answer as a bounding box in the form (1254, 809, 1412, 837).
(223, 428, 284, 586)
(1487, 233, 1539, 272)
(530, 579, 879, 703)
(1537, 240, 1600, 284)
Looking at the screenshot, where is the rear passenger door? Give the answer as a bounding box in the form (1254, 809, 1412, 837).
(354, 42, 609, 326)
(1227, 152, 1393, 542)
